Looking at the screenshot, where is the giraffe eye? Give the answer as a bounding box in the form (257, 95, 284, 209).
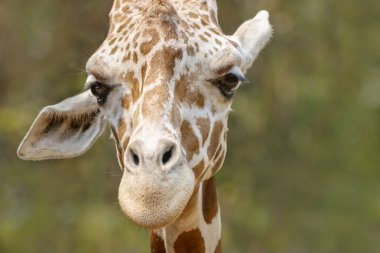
(214, 73, 245, 100)
(90, 82, 110, 105)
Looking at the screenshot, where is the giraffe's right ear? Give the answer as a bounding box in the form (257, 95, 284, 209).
(232, 10, 272, 69)
(17, 90, 106, 161)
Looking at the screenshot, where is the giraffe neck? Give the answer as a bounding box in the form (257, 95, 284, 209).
(151, 177, 222, 253)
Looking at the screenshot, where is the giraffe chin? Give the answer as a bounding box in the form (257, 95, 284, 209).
(118, 166, 195, 229)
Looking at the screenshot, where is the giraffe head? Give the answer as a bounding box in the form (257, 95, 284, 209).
(18, 0, 271, 229)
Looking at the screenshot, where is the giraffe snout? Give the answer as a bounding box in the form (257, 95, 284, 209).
(125, 138, 181, 173)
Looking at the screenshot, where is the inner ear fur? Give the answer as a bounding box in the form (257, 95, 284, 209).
(17, 91, 106, 161)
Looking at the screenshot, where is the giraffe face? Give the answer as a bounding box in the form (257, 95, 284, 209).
(86, 1, 257, 228)
(17, 0, 272, 230)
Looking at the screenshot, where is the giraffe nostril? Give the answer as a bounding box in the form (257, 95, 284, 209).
(126, 139, 180, 172)
(131, 149, 140, 166)
(162, 146, 173, 165)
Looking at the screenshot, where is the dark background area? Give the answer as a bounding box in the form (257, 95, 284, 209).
(1, 0, 380, 252)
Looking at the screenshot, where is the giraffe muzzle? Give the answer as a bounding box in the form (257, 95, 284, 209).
(118, 131, 195, 229)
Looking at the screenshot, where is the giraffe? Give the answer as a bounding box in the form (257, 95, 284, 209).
(17, 0, 272, 252)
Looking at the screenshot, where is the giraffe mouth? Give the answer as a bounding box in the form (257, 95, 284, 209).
(118, 164, 195, 229)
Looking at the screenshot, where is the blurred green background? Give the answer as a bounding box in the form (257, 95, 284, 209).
(1, 0, 380, 252)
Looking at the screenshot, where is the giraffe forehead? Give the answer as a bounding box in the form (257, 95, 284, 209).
(91, 0, 237, 82)
(108, 0, 179, 44)
(105, 3, 231, 58)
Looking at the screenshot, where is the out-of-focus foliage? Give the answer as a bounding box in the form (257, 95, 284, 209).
(1, 0, 379, 252)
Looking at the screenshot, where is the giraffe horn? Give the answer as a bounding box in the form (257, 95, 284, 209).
(146, 0, 178, 19)
(150, 0, 168, 5)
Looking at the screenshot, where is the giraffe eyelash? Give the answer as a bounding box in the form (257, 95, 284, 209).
(210, 72, 246, 100)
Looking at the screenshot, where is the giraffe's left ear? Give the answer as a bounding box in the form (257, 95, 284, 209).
(233, 10, 273, 69)
(17, 90, 106, 161)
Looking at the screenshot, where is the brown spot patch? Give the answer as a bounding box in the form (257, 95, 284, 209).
(175, 75, 204, 107)
(180, 20, 190, 32)
(194, 42, 200, 52)
(122, 5, 130, 13)
(215, 240, 222, 253)
(163, 24, 178, 41)
(193, 91, 205, 107)
(118, 118, 127, 137)
(181, 120, 199, 161)
(122, 71, 140, 102)
(174, 229, 205, 253)
(110, 46, 118, 55)
(141, 86, 169, 120)
(129, 84, 139, 101)
(186, 45, 195, 56)
(201, 1, 208, 11)
(189, 12, 199, 19)
(207, 121, 224, 158)
(159, 15, 178, 41)
(199, 34, 208, 42)
(174, 75, 188, 102)
(193, 160, 204, 178)
(214, 38, 222, 46)
(117, 22, 127, 33)
(201, 15, 209, 26)
(151, 232, 166, 253)
(133, 52, 138, 63)
(108, 37, 117, 46)
(196, 118, 210, 145)
(147, 0, 177, 17)
(113, 13, 124, 23)
(121, 96, 130, 110)
(132, 105, 140, 129)
(176, 49, 183, 61)
(202, 177, 218, 224)
(123, 52, 131, 62)
(133, 32, 140, 43)
(141, 63, 147, 82)
(210, 27, 221, 35)
(145, 47, 181, 85)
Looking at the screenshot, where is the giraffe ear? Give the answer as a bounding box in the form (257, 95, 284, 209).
(233, 10, 273, 68)
(17, 90, 106, 161)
